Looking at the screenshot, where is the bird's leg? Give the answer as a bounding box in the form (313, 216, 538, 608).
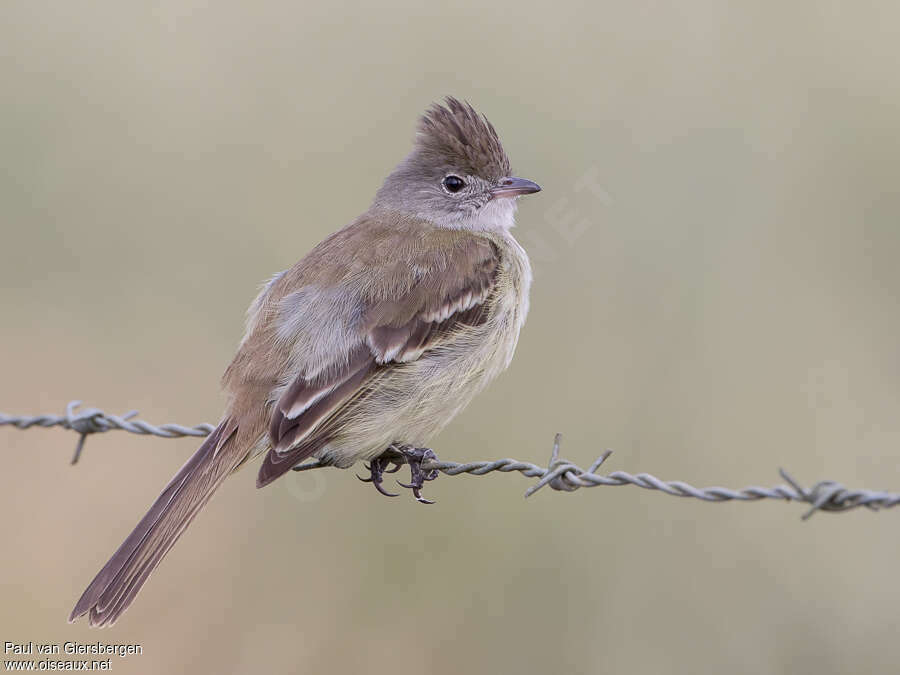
(358, 444, 440, 504)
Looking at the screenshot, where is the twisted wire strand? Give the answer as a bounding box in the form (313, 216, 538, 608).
(2, 402, 898, 518)
(0, 401, 216, 464)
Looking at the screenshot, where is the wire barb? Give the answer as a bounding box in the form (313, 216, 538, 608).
(3, 401, 899, 518)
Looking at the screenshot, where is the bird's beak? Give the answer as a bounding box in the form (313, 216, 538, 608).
(490, 176, 542, 200)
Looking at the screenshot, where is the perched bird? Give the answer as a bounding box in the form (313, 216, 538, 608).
(69, 97, 541, 627)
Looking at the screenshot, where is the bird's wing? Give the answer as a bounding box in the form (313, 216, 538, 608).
(255, 232, 499, 487)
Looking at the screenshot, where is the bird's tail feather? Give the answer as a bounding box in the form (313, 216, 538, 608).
(69, 420, 239, 627)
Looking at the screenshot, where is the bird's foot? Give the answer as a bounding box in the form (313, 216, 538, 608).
(356, 454, 402, 498)
(357, 445, 439, 504)
(395, 445, 440, 504)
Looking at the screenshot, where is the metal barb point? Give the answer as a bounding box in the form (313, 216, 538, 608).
(65, 401, 108, 465)
(525, 433, 579, 498)
(588, 450, 614, 474)
(779, 468, 853, 519)
(70, 434, 87, 465)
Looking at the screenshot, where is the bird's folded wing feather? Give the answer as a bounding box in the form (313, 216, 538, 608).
(255, 229, 499, 487)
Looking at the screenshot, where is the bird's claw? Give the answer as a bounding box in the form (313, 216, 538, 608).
(396, 482, 435, 505)
(373, 480, 400, 498)
(361, 445, 440, 504)
(355, 463, 374, 482)
(356, 456, 400, 497)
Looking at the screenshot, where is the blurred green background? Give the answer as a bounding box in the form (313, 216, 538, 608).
(2, 1, 899, 673)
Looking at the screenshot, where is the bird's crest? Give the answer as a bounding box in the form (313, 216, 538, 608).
(415, 97, 511, 180)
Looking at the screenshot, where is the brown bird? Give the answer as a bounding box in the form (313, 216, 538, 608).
(69, 97, 541, 627)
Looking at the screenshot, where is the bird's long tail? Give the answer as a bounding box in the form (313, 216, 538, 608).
(69, 420, 242, 627)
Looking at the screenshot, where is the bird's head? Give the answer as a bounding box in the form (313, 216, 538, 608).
(374, 97, 541, 231)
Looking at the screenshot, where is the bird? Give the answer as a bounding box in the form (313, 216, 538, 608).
(69, 97, 541, 627)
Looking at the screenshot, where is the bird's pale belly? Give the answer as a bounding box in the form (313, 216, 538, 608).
(317, 311, 519, 467)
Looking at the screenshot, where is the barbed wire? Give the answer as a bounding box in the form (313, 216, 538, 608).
(2, 401, 898, 519)
(0, 400, 216, 465)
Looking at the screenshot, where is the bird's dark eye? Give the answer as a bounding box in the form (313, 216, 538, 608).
(442, 175, 465, 193)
